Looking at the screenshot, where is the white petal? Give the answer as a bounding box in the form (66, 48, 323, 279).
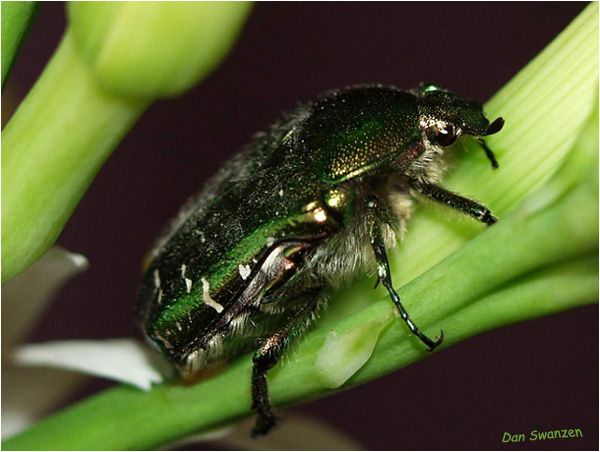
(2, 367, 87, 439)
(13, 339, 174, 391)
(2, 247, 88, 354)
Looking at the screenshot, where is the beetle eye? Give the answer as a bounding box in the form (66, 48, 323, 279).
(435, 125, 456, 146)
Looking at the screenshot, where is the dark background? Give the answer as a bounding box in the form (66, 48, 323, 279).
(3, 2, 597, 450)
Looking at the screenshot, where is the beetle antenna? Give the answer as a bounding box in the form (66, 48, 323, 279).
(486, 117, 505, 135)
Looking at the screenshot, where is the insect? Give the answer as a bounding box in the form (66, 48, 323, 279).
(136, 84, 504, 436)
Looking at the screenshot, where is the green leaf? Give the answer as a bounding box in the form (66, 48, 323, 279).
(390, 2, 598, 287)
(1, 1, 39, 89)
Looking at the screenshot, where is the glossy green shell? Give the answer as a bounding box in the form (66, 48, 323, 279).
(137, 107, 341, 367)
(300, 87, 421, 183)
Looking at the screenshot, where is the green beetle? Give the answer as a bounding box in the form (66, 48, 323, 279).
(137, 84, 504, 435)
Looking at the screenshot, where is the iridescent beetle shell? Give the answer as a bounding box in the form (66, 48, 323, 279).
(302, 88, 420, 182)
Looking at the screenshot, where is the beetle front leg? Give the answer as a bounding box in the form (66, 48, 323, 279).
(409, 180, 497, 225)
(367, 198, 444, 351)
(475, 138, 499, 169)
(251, 291, 320, 437)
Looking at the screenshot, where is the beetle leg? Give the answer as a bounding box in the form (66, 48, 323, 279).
(475, 138, 499, 169)
(251, 290, 321, 437)
(409, 180, 497, 226)
(367, 198, 444, 351)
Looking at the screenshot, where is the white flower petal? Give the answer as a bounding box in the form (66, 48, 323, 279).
(13, 339, 174, 390)
(2, 367, 87, 439)
(2, 246, 88, 354)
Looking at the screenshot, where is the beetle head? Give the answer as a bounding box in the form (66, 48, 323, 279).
(416, 84, 504, 147)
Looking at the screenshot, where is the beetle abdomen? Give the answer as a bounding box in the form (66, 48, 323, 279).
(136, 105, 339, 370)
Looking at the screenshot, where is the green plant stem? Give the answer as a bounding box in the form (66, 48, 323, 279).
(2, 3, 253, 284)
(3, 170, 597, 450)
(1, 32, 149, 284)
(1, 1, 39, 89)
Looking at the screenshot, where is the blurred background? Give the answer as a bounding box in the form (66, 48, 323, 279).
(3, 2, 597, 450)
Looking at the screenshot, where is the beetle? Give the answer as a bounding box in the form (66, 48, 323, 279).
(136, 84, 504, 436)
